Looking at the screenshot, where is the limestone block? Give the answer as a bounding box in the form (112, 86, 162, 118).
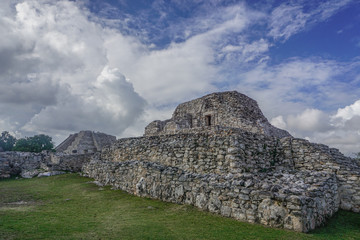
(195, 193, 208, 210)
(175, 185, 184, 202)
(340, 200, 352, 210)
(37, 171, 66, 177)
(291, 216, 304, 232)
(21, 169, 39, 178)
(220, 206, 232, 217)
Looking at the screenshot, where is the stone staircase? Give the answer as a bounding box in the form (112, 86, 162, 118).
(55, 131, 116, 155)
(55, 133, 78, 152)
(63, 131, 97, 154)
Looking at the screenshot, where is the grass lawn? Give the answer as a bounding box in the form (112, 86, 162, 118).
(0, 174, 359, 240)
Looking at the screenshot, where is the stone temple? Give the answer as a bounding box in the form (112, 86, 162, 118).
(145, 91, 291, 138)
(55, 130, 116, 154)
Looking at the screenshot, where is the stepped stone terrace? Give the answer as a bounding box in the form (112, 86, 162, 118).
(82, 91, 360, 232)
(55, 130, 116, 155)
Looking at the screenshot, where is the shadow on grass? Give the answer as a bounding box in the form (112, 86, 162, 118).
(309, 210, 360, 239)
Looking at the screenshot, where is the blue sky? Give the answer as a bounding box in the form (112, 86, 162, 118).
(89, 0, 360, 61)
(270, 5, 359, 62)
(0, 0, 359, 155)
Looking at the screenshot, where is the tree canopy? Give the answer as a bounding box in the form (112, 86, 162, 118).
(0, 131, 17, 151)
(13, 134, 54, 153)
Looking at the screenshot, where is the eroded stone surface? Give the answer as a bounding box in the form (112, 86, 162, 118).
(82, 159, 339, 232)
(144, 91, 291, 138)
(0, 151, 92, 178)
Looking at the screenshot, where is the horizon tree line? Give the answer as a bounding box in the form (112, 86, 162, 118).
(0, 131, 54, 153)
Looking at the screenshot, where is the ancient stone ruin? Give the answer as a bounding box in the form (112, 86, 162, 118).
(0, 151, 92, 179)
(0, 131, 115, 179)
(1, 91, 359, 232)
(55, 130, 116, 154)
(82, 91, 360, 232)
(145, 91, 291, 138)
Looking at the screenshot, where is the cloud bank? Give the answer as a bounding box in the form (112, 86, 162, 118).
(0, 0, 359, 156)
(271, 100, 360, 156)
(0, 0, 146, 143)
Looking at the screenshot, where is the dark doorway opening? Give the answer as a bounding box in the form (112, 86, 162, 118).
(205, 115, 211, 126)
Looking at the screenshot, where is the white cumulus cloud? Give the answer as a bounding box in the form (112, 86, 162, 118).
(0, 0, 146, 144)
(270, 116, 287, 130)
(23, 66, 146, 136)
(287, 108, 332, 133)
(333, 99, 360, 122)
(270, 101, 360, 156)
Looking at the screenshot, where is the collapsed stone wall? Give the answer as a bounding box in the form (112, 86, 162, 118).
(82, 129, 360, 232)
(47, 153, 94, 172)
(0, 152, 43, 178)
(0, 151, 92, 178)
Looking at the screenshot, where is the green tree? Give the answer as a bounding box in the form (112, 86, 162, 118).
(13, 134, 54, 153)
(13, 138, 31, 152)
(0, 131, 17, 151)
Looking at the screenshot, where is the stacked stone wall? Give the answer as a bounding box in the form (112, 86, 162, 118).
(48, 153, 93, 172)
(0, 152, 43, 178)
(0, 151, 92, 178)
(82, 130, 360, 232)
(101, 131, 293, 175)
(83, 159, 338, 232)
(2, 125, 358, 231)
(282, 138, 360, 213)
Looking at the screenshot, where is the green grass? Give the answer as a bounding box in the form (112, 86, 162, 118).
(0, 174, 359, 240)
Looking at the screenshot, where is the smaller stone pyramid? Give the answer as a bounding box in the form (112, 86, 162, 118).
(55, 130, 116, 154)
